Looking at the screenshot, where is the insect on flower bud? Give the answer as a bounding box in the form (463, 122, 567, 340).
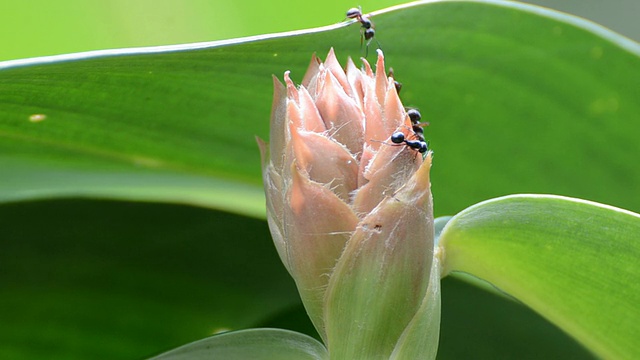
(258, 48, 439, 358)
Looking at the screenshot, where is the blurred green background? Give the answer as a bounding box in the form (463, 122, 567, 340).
(2, 0, 638, 61)
(2, 1, 638, 359)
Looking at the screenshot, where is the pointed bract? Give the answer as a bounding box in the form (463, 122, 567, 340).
(325, 154, 434, 358)
(260, 49, 438, 358)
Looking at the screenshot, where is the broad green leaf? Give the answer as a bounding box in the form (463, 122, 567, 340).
(0, 199, 299, 360)
(150, 328, 327, 360)
(1, 0, 639, 218)
(438, 194, 640, 359)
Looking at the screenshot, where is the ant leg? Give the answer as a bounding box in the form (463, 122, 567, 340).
(363, 28, 375, 58)
(374, 38, 382, 53)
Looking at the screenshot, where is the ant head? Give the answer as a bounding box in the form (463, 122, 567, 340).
(364, 28, 375, 40)
(407, 108, 422, 123)
(390, 132, 406, 144)
(346, 7, 362, 19)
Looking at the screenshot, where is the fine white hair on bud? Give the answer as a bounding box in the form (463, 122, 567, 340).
(258, 48, 438, 358)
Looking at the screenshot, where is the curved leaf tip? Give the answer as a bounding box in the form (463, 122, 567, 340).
(149, 328, 328, 360)
(438, 194, 640, 359)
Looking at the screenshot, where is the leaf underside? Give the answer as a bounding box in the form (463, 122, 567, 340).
(439, 194, 640, 359)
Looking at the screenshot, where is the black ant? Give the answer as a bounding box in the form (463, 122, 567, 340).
(390, 131, 428, 153)
(406, 108, 430, 144)
(346, 7, 378, 57)
(372, 130, 428, 154)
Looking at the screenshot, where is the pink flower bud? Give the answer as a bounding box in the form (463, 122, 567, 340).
(259, 48, 437, 358)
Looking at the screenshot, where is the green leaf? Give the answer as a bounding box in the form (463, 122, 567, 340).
(0, 199, 299, 359)
(1, 0, 639, 218)
(149, 328, 327, 360)
(438, 194, 640, 359)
